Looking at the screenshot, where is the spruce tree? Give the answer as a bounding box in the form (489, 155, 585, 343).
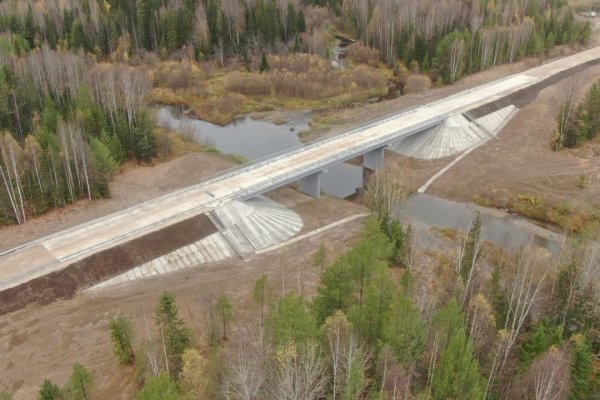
(90, 137, 118, 197)
(570, 334, 593, 400)
(519, 321, 563, 370)
(297, 10, 306, 32)
(155, 292, 192, 377)
(259, 53, 270, 73)
(133, 111, 157, 162)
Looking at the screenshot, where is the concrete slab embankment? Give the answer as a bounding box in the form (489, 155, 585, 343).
(0, 214, 216, 315)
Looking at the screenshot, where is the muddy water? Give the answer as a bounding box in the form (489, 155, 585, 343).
(394, 194, 563, 256)
(156, 107, 363, 198)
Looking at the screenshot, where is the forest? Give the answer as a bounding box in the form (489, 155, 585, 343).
(554, 76, 600, 149)
(21, 205, 600, 399)
(0, 0, 591, 225)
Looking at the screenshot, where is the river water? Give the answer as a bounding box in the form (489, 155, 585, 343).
(156, 107, 364, 198)
(394, 194, 563, 256)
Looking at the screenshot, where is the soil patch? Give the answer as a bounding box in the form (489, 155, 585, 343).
(0, 192, 367, 400)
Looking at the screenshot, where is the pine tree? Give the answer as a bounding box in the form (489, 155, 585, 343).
(351, 265, 394, 346)
(383, 287, 426, 364)
(38, 379, 61, 400)
(216, 294, 233, 340)
(63, 363, 93, 400)
(461, 213, 482, 285)
(555, 99, 580, 149)
(253, 274, 270, 328)
(109, 316, 135, 364)
(136, 372, 180, 400)
(379, 214, 405, 265)
(432, 323, 483, 400)
(527, 32, 545, 57)
(267, 293, 317, 345)
(313, 257, 354, 324)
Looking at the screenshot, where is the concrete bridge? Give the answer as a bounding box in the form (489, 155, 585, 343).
(2, 46, 600, 294)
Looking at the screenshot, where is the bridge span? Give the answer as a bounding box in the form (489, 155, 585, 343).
(2, 46, 600, 292)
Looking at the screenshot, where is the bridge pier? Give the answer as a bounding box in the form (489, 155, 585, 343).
(363, 146, 385, 171)
(299, 171, 324, 198)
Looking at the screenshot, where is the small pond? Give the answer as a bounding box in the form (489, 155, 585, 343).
(156, 107, 364, 198)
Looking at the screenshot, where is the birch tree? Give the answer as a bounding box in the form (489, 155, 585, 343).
(484, 248, 549, 399)
(0, 133, 25, 223)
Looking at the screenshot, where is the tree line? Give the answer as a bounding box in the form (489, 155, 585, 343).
(0, 42, 157, 225)
(554, 77, 600, 149)
(0, 0, 590, 75)
(351, 0, 590, 83)
(0, 0, 307, 60)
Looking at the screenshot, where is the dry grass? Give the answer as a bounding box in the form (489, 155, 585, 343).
(226, 54, 386, 100)
(149, 54, 390, 125)
(154, 127, 220, 163)
(346, 42, 381, 67)
(474, 192, 600, 234)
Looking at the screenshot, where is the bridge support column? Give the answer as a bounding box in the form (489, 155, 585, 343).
(363, 146, 385, 171)
(299, 171, 324, 198)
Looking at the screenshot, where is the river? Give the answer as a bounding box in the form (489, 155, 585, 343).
(156, 107, 364, 198)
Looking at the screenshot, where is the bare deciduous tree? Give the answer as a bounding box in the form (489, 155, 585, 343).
(485, 247, 549, 399)
(363, 166, 411, 219)
(223, 328, 266, 400)
(267, 342, 327, 400)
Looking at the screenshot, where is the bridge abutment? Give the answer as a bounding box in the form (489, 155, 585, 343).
(299, 171, 324, 198)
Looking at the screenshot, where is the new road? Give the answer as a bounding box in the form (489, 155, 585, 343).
(2, 46, 600, 291)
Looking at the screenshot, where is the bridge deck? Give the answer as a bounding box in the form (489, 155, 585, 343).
(2, 46, 600, 291)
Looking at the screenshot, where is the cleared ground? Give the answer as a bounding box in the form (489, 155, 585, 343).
(2, 44, 600, 399)
(0, 189, 367, 399)
(426, 65, 600, 230)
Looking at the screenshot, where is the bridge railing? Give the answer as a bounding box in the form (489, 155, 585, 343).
(0, 104, 428, 259)
(234, 113, 446, 200)
(189, 104, 423, 187)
